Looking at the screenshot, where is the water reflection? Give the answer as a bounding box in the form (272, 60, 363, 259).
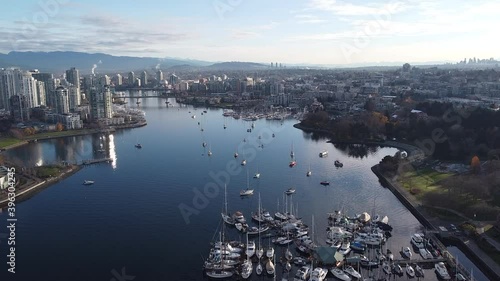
(109, 134, 117, 169)
(334, 143, 382, 159)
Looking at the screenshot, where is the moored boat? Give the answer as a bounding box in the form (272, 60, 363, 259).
(435, 262, 451, 280)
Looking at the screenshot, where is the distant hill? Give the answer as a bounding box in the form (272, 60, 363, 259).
(205, 61, 267, 70)
(0, 51, 212, 74)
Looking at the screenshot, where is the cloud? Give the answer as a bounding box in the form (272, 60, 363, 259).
(294, 14, 328, 24)
(307, 0, 406, 16)
(229, 30, 260, 39)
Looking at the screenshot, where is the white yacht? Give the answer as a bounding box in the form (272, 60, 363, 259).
(266, 247, 274, 258)
(406, 264, 415, 278)
(402, 247, 413, 259)
(309, 267, 327, 281)
(293, 266, 311, 281)
(205, 270, 233, 279)
(411, 233, 425, 248)
(319, 150, 328, 157)
(330, 267, 351, 281)
(240, 188, 254, 196)
(344, 266, 361, 279)
(256, 262, 263, 275)
(246, 241, 256, 258)
(83, 180, 94, 185)
(435, 262, 451, 280)
(419, 248, 433, 259)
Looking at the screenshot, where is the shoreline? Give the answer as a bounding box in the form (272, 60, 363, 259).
(293, 122, 425, 159)
(371, 164, 500, 281)
(0, 121, 146, 207)
(294, 121, 499, 280)
(1, 121, 147, 152)
(0, 164, 82, 208)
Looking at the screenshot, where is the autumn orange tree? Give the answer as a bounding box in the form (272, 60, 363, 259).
(471, 155, 481, 174)
(56, 122, 64, 132)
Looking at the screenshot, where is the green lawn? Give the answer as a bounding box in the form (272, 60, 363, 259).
(0, 137, 23, 148)
(25, 129, 91, 140)
(399, 168, 453, 200)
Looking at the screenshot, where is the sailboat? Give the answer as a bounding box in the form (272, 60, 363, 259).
(253, 165, 260, 178)
(204, 220, 234, 279)
(256, 193, 264, 259)
(240, 171, 254, 196)
(289, 142, 297, 167)
(221, 184, 235, 225)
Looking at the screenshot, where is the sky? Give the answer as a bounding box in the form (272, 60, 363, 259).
(1, 0, 499, 66)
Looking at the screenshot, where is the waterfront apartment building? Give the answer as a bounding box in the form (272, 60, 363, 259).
(156, 70, 163, 83)
(65, 67, 80, 89)
(54, 86, 70, 114)
(10, 94, 30, 122)
(115, 74, 123, 86)
(141, 71, 148, 86)
(89, 86, 113, 120)
(128, 71, 135, 86)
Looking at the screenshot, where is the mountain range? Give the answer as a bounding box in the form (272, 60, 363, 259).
(0, 51, 269, 74)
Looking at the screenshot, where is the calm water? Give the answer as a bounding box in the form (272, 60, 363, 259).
(0, 95, 489, 281)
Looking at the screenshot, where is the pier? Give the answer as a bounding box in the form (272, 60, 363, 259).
(391, 258, 446, 265)
(80, 158, 112, 165)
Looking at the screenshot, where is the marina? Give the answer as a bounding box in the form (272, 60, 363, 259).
(0, 96, 490, 281)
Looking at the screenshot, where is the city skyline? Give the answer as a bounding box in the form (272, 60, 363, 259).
(1, 0, 499, 66)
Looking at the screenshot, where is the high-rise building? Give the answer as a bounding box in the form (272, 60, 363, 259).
(65, 67, 80, 89)
(20, 73, 38, 108)
(141, 71, 148, 86)
(36, 81, 46, 106)
(89, 86, 112, 120)
(128, 72, 135, 86)
(0, 68, 23, 111)
(54, 86, 69, 114)
(156, 70, 163, 82)
(10, 95, 30, 122)
(68, 85, 80, 111)
(169, 74, 179, 86)
(31, 72, 53, 103)
(115, 74, 123, 86)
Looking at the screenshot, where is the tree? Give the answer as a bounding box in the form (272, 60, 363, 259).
(471, 155, 481, 174)
(363, 99, 376, 112)
(56, 122, 64, 132)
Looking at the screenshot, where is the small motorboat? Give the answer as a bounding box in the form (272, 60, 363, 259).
(253, 172, 260, 179)
(415, 264, 424, 278)
(83, 180, 94, 185)
(320, 181, 330, 186)
(234, 152, 238, 158)
(319, 150, 328, 157)
(240, 188, 254, 196)
(135, 143, 142, 148)
(289, 160, 296, 167)
(334, 160, 343, 167)
(406, 264, 415, 278)
(285, 188, 296, 195)
(241, 160, 247, 166)
(402, 247, 413, 259)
